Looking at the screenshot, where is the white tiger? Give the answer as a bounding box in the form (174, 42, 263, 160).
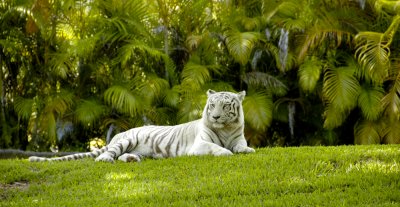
(29, 90, 255, 163)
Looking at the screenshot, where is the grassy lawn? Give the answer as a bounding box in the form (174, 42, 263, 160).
(1, 145, 399, 206)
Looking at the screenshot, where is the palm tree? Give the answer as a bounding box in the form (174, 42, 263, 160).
(3, 0, 400, 151)
(297, 0, 400, 144)
(353, 1, 400, 144)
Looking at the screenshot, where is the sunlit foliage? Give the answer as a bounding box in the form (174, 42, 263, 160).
(1, 0, 400, 151)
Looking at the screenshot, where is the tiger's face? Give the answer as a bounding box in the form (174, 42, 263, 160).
(204, 89, 245, 129)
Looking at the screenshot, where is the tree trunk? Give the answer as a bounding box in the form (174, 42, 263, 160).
(0, 46, 10, 147)
(164, 27, 169, 79)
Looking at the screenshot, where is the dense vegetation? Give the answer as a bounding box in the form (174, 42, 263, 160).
(1, 0, 400, 151)
(1, 145, 399, 206)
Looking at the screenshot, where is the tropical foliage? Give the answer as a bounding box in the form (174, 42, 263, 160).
(1, 0, 400, 151)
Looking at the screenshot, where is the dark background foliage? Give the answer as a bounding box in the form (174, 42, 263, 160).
(1, 0, 400, 151)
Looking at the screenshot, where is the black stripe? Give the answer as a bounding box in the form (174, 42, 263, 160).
(165, 131, 177, 157)
(108, 150, 117, 158)
(144, 134, 151, 144)
(126, 139, 134, 152)
(175, 140, 180, 155)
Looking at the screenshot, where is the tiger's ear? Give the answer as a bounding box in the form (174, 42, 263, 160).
(207, 89, 216, 96)
(237, 91, 246, 101)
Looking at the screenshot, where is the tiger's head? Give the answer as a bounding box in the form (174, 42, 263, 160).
(203, 89, 246, 129)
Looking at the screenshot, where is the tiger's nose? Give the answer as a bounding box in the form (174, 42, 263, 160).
(213, 115, 220, 120)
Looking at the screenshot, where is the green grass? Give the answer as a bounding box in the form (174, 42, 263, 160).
(1, 145, 399, 207)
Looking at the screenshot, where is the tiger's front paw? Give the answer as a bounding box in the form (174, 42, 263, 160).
(95, 154, 114, 163)
(233, 145, 255, 154)
(214, 148, 233, 156)
(118, 154, 141, 162)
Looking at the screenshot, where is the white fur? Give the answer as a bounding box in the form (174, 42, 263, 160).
(29, 90, 255, 163)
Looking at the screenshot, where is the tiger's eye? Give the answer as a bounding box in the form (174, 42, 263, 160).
(223, 104, 230, 110)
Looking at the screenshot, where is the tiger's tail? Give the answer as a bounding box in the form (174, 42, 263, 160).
(28, 146, 108, 162)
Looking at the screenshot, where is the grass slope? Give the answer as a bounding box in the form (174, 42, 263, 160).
(1, 145, 399, 207)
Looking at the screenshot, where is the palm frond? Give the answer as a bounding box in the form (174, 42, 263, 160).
(140, 73, 170, 102)
(48, 50, 76, 79)
(242, 72, 288, 96)
(243, 91, 273, 131)
(323, 104, 348, 129)
(272, 100, 288, 123)
(241, 16, 261, 31)
(382, 120, 400, 144)
(298, 56, 323, 92)
(202, 82, 235, 93)
(374, 1, 400, 16)
(118, 40, 160, 67)
(355, 32, 390, 83)
(357, 84, 384, 121)
(40, 112, 57, 144)
(13, 97, 34, 121)
(97, 0, 149, 35)
(381, 79, 400, 119)
(354, 120, 382, 144)
(272, 1, 309, 31)
(163, 86, 180, 108)
(145, 107, 177, 125)
(56, 23, 75, 40)
(323, 66, 360, 111)
(263, 41, 296, 72)
(104, 84, 146, 117)
(75, 99, 108, 127)
(225, 30, 259, 65)
(45, 90, 75, 116)
(261, 0, 300, 25)
(383, 16, 400, 46)
(186, 34, 203, 51)
(177, 91, 207, 123)
(297, 8, 355, 61)
(117, 40, 177, 81)
(181, 61, 211, 90)
(103, 117, 143, 131)
(72, 35, 99, 59)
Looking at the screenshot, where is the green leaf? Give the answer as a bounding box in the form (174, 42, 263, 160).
(177, 92, 207, 123)
(140, 74, 170, 102)
(323, 104, 348, 129)
(163, 87, 180, 108)
(323, 66, 360, 111)
(243, 91, 273, 131)
(262, 42, 295, 72)
(48, 51, 75, 79)
(225, 31, 259, 65)
(40, 112, 57, 144)
(13, 97, 34, 120)
(381, 79, 400, 119)
(354, 120, 382, 144)
(118, 40, 164, 67)
(298, 57, 323, 92)
(382, 120, 400, 144)
(242, 72, 288, 96)
(46, 90, 75, 115)
(75, 99, 108, 126)
(117, 40, 177, 82)
(357, 84, 384, 121)
(181, 61, 211, 88)
(298, 16, 353, 60)
(104, 85, 145, 117)
(355, 32, 390, 83)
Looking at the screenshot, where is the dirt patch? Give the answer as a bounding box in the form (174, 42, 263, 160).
(0, 181, 29, 190)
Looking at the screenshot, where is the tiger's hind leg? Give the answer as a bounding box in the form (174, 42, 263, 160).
(118, 153, 142, 162)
